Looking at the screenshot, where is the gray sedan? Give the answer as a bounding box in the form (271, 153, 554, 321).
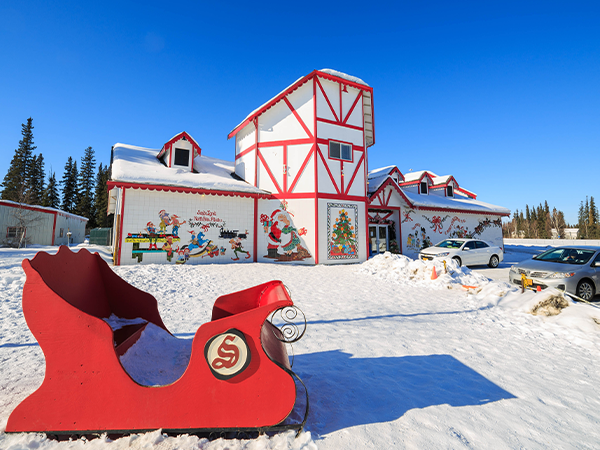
(508, 246, 600, 301)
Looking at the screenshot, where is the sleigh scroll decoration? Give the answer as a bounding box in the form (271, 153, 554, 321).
(7, 246, 308, 437)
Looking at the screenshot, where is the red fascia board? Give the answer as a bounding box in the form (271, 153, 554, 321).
(368, 178, 414, 209)
(418, 206, 508, 216)
(157, 131, 202, 160)
(456, 187, 477, 199)
(228, 71, 317, 140)
(106, 181, 271, 199)
(0, 201, 85, 222)
(228, 70, 373, 140)
(388, 166, 404, 181)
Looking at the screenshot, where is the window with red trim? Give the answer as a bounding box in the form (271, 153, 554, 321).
(329, 141, 352, 162)
(420, 181, 428, 194)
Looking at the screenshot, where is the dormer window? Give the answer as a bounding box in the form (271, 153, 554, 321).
(420, 181, 428, 194)
(174, 148, 190, 167)
(446, 185, 454, 197)
(329, 141, 352, 162)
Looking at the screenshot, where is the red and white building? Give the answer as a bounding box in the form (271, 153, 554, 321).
(108, 69, 509, 266)
(0, 200, 88, 247)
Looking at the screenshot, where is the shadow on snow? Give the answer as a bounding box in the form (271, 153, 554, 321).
(294, 350, 516, 436)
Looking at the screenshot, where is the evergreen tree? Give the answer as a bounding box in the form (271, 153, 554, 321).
(94, 164, 112, 228)
(76, 147, 96, 223)
(578, 197, 590, 238)
(29, 153, 45, 205)
(42, 171, 60, 208)
(61, 157, 78, 213)
(1, 118, 36, 202)
(589, 197, 599, 239)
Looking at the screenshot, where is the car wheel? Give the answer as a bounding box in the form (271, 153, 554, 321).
(488, 255, 499, 268)
(452, 256, 462, 267)
(576, 280, 595, 301)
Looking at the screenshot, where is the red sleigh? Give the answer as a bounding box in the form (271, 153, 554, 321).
(7, 246, 308, 437)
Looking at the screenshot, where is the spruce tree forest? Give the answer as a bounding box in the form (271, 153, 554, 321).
(502, 200, 599, 240)
(1, 118, 112, 230)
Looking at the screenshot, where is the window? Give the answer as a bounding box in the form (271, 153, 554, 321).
(7, 227, 26, 239)
(59, 228, 64, 237)
(446, 185, 454, 197)
(174, 148, 190, 166)
(475, 241, 489, 249)
(420, 181, 428, 194)
(329, 141, 352, 161)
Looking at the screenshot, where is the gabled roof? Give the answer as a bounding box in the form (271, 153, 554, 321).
(111, 143, 268, 195)
(399, 170, 435, 186)
(156, 131, 202, 160)
(367, 166, 404, 194)
(227, 69, 374, 143)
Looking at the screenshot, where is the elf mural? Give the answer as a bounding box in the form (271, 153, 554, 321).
(125, 208, 252, 264)
(260, 203, 311, 262)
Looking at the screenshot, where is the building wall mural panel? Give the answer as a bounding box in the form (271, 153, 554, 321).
(401, 208, 504, 259)
(120, 189, 254, 265)
(327, 203, 359, 260)
(257, 199, 314, 264)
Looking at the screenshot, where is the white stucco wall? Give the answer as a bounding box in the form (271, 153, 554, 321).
(400, 208, 504, 259)
(118, 189, 255, 265)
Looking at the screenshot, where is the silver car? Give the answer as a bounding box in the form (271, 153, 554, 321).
(508, 246, 600, 301)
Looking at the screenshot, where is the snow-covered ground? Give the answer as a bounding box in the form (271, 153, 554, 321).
(1, 244, 600, 449)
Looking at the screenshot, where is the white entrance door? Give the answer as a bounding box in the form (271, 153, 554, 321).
(369, 225, 389, 256)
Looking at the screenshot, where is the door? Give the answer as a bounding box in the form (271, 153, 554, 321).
(369, 225, 389, 256)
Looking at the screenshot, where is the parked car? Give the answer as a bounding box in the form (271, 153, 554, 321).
(508, 246, 600, 301)
(418, 239, 504, 268)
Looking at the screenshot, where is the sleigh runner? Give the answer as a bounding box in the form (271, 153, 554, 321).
(7, 246, 308, 437)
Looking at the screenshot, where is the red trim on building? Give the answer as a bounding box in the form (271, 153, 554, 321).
(316, 117, 365, 132)
(235, 144, 256, 160)
(288, 143, 315, 193)
(257, 150, 283, 195)
(315, 76, 340, 122)
(253, 198, 258, 262)
(157, 131, 202, 163)
(313, 76, 319, 265)
(456, 187, 477, 199)
(51, 212, 57, 245)
(317, 147, 341, 195)
(345, 153, 365, 195)
(257, 138, 313, 148)
(117, 188, 126, 266)
(106, 181, 271, 199)
(343, 89, 363, 124)
(283, 97, 313, 139)
(369, 178, 415, 209)
(418, 206, 509, 216)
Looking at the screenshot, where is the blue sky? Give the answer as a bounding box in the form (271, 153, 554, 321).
(1, 1, 598, 225)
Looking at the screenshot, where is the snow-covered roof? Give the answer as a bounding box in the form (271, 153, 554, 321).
(228, 69, 372, 139)
(402, 170, 436, 183)
(401, 189, 510, 215)
(0, 200, 89, 221)
(319, 69, 369, 87)
(367, 166, 504, 214)
(110, 143, 268, 195)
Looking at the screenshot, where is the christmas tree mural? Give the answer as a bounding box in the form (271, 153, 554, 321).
(329, 208, 358, 258)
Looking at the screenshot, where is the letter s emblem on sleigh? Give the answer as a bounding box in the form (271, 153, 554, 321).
(205, 329, 251, 380)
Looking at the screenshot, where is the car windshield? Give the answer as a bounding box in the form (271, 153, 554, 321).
(435, 240, 464, 249)
(533, 248, 596, 265)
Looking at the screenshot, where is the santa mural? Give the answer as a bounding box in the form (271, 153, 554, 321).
(262, 208, 311, 261)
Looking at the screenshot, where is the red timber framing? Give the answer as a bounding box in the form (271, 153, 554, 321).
(228, 70, 375, 265)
